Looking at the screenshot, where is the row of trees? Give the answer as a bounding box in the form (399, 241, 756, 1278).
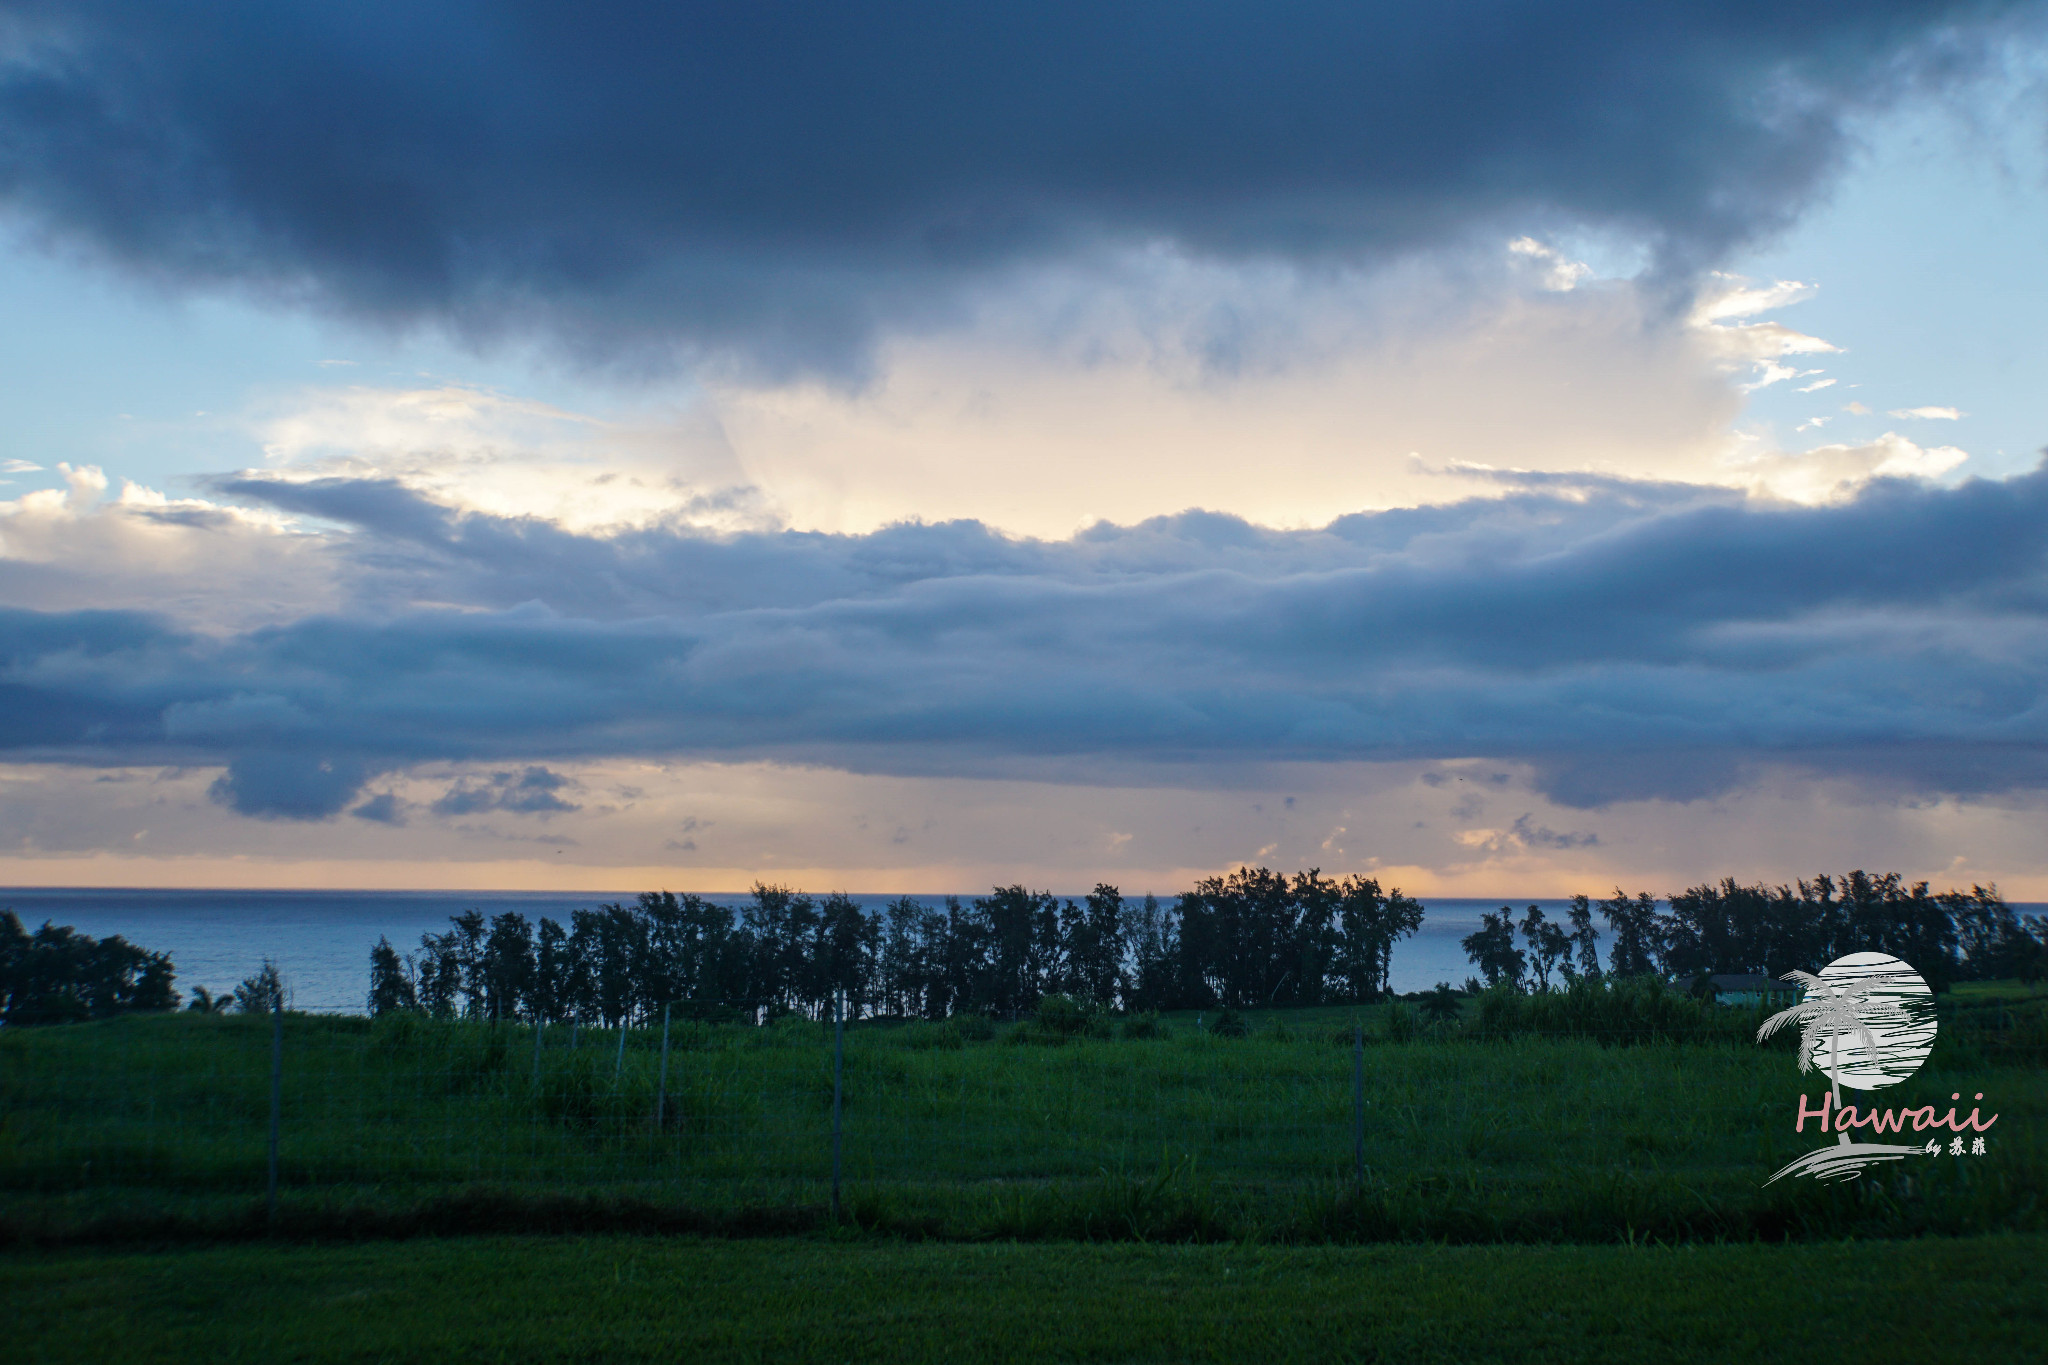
(1460, 873, 2047, 993)
(0, 909, 298, 1025)
(367, 868, 1427, 1024)
(0, 911, 177, 1026)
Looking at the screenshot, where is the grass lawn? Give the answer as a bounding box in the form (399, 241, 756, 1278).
(8, 1232, 2046, 1363)
(5, 1003, 2043, 1245)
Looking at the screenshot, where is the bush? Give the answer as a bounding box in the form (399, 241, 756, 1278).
(1034, 994, 1093, 1037)
(1382, 1003, 1419, 1043)
(1004, 995, 1115, 1045)
(1471, 976, 1765, 1046)
(1208, 1009, 1248, 1038)
(952, 1012, 997, 1042)
(1419, 983, 1463, 1031)
(1119, 1011, 1169, 1040)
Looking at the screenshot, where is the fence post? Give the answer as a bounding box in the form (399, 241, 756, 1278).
(268, 997, 283, 1229)
(1352, 1021, 1364, 1190)
(655, 1004, 671, 1130)
(831, 990, 844, 1220)
(614, 1018, 627, 1078)
(532, 1018, 545, 1089)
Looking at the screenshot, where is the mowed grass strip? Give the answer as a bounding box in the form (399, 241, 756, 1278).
(8, 1233, 2046, 1364)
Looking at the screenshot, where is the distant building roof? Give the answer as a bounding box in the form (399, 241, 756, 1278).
(1708, 973, 1800, 993)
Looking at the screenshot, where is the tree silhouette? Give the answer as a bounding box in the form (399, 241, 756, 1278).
(1460, 909, 1525, 990)
(1520, 906, 1570, 991)
(233, 959, 286, 1014)
(367, 936, 417, 1017)
(1599, 890, 1663, 977)
(1563, 895, 1602, 981)
(0, 912, 178, 1024)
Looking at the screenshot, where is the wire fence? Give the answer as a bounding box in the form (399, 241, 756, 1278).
(4, 998, 2044, 1242)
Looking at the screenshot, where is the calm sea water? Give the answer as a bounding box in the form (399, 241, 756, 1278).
(0, 888, 1768, 1012)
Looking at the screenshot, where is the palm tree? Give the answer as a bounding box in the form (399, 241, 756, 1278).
(1757, 971, 1888, 1112)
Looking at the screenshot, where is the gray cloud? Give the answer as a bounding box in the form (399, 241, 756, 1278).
(208, 752, 377, 820)
(349, 791, 408, 826)
(1509, 814, 1599, 849)
(0, 0, 2031, 374)
(4, 465, 2048, 815)
(431, 766, 579, 818)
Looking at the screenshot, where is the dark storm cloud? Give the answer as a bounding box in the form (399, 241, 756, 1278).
(208, 752, 375, 820)
(5, 466, 2048, 816)
(349, 791, 407, 826)
(0, 0, 2028, 371)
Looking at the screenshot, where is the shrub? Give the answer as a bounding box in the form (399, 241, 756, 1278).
(952, 1012, 997, 1042)
(1119, 1011, 1169, 1040)
(1418, 983, 1464, 1031)
(1472, 976, 1763, 1046)
(1382, 1003, 1419, 1043)
(1034, 994, 1092, 1037)
(1004, 995, 1116, 1045)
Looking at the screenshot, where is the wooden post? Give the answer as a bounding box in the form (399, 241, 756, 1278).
(655, 1004, 671, 1130)
(1352, 1021, 1364, 1190)
(267, 998, 283, 1229)
(532, 1018, 545, 1089)
(831, 991, 845, 1220)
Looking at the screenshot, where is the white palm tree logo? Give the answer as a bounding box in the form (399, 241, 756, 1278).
(1756, 970, 1901, 1106)
(1755, 952, 1938, 1184)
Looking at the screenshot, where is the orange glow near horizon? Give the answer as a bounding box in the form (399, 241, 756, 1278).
(5, 855, 2043, 902)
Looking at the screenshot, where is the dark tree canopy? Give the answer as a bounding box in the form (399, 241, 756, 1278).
(0, 911, 178, 1025)
(1462, 873, 2044, 993)
(368, 870, 1428, 1024)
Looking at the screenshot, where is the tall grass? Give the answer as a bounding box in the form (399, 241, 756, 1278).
(3, 987, 2042, 1246)
(1470, 976, 1767, 1043)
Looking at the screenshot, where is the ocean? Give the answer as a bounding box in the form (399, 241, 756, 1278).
(0, 886, 1900, 1013)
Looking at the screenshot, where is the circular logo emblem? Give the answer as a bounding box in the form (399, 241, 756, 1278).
(1768, 951, 1937, 1091)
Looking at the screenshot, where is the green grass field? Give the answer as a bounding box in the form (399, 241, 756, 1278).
(8, 992, 2044, 1361)
(9, 1233, 2047, 1363)
(5, 988, 2042, 1246)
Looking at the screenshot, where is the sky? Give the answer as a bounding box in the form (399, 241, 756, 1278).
(2, 0, 2047, 897)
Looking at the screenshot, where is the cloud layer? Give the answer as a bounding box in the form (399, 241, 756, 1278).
(4, 462, 2045, 817)
(0, 0, 2027, 372)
